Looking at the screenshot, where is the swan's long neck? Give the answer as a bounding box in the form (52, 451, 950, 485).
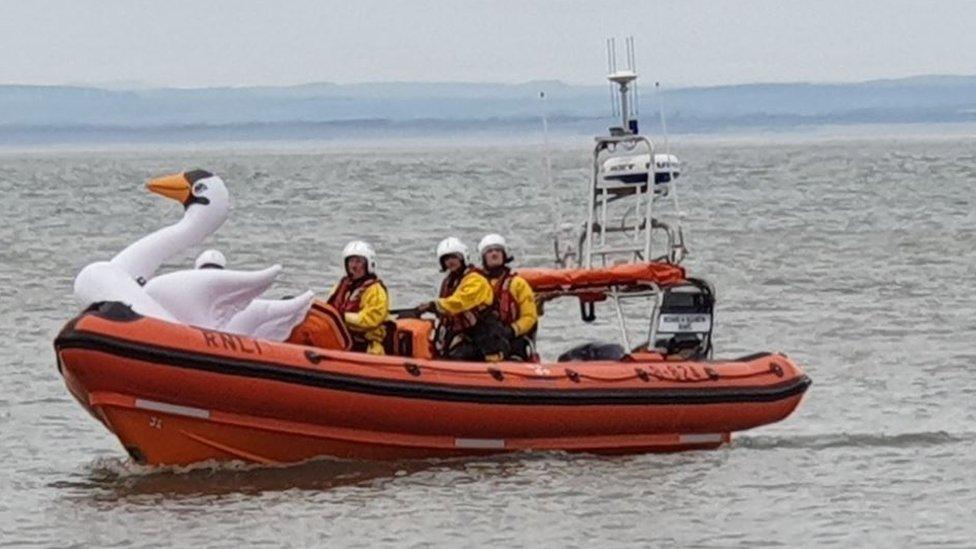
(111, 204, 226, 283)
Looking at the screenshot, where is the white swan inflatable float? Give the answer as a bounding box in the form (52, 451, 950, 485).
(73, 170, 312, 340)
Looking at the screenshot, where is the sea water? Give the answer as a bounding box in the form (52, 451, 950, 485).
(1, 135, 974, 547)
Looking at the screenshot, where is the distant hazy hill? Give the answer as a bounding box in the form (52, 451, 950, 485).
(0, 80, 591, 127)
(1, 75, 975, 143)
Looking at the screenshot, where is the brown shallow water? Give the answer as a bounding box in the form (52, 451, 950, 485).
(1, 135, 975, 547)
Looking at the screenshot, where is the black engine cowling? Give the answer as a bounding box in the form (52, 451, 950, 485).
(654, 278, 715, 359)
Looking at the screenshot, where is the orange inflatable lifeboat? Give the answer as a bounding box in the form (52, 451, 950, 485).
(55, 300, 810, 466)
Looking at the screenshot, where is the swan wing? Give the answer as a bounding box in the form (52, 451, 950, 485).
(144, 265, 282, 328)
(224, 291, 315, 341)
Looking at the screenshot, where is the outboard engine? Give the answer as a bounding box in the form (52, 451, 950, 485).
(654, 278, 714, 359)
(558, 342, 627, 362)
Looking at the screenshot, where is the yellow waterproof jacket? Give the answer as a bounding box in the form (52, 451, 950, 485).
(436, 268, 494, 318)
(491, 273, 538, 337)
(327, 277, 389, 355)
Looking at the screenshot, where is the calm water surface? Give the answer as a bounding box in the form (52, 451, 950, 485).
(1, 136, 974, 547)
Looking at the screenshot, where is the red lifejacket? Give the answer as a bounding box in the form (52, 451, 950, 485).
(437, 265, 488, 332)
(328, 275, 384, 315)
(488, 268, 520, 325)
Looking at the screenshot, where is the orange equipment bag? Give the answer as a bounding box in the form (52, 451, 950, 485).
(286, 300, 352, 351)
(393, 318, 435, 359)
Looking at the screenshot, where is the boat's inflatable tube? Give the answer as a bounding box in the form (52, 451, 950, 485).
(54, 302, 810, 465)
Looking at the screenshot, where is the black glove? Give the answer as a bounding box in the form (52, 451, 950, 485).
(505, 325, 516, 340)
(396, 308, 422, 319)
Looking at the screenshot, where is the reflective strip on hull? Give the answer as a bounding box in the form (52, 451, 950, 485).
(454, 438, 506, 449)
(678, 433, 724, 444)
(134, 398, 210, 419)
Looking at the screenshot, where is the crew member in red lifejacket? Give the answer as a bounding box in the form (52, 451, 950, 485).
(478, 233, 538, 361)
(326, 240, 389, 355)
(417, 237, 509, 361)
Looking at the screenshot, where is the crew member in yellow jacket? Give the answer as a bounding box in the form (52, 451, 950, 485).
(417, 237, 509, 361)
(478, 233, 538, 361)
(327, 240, 389, 354)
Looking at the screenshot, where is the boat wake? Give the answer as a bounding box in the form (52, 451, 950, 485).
(57, 432, 965, 499)
(733, 430, 973, 451)
(61, 451, 602, 498)
(63, 454, 438, 498)
(85, 455, 266, 478)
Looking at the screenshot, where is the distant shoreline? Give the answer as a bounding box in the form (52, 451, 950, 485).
(1, 121, 974, 155)
(2, 73, 975, 149)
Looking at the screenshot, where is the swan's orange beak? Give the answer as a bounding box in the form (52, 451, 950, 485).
(146, 173, 191, 204)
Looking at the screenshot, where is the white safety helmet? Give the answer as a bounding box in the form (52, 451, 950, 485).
(194, 249, 226, 270)
(436, 237, 468, 271)
(341, 240, 377, 274)
(477, 233, 512, 261)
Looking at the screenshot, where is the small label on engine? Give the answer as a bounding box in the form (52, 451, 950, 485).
(658, 313, 711, 333)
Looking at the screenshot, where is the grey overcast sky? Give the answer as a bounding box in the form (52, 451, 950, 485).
(1, 0, 974, 88)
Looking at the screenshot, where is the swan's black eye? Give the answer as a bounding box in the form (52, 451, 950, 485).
(193, 182, 208, 194)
